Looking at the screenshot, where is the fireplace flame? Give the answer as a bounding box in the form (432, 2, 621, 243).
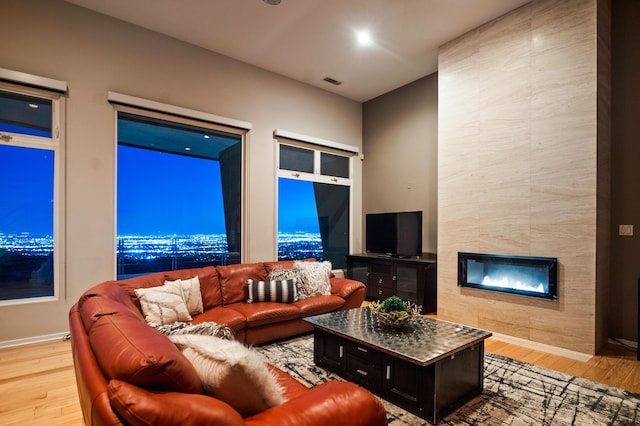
(481, 275, 545, 294)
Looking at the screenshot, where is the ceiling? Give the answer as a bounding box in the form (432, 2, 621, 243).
(65, 0, 531, 102)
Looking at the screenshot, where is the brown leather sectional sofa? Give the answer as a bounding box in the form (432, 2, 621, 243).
(69, 260, 387, 425)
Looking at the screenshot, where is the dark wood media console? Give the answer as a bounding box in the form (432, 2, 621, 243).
(346, 253, 437, 314)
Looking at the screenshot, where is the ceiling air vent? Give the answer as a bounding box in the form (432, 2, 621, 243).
(323, 77, 342, 86)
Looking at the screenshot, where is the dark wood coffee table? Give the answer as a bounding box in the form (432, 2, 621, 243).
(304, 307, 492, 424)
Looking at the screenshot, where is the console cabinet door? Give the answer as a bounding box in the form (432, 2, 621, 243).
(384, 357, 430, 417)
(367, 260, 395, 299)
(313, 330, 345, 371)
(346, 258, 369, 284)
(394, 264, 422, 306)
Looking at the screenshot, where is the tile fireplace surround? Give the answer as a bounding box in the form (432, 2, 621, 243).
(437, 0, 610, 355)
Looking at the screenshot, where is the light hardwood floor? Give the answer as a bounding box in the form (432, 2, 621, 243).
(0, 335, 638, 425)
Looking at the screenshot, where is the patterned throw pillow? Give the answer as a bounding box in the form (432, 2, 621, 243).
(165, 277, 204, 316)
(267, 268, 299, 281)
(134, 281, 192, 325)
(267, 268, 301, 300)
(247, 278, 297, 303)
(293, 260, 332, 300)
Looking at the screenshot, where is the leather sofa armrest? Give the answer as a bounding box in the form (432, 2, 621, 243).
(330, 277, 365, 299)
(245, 381, 387, 426)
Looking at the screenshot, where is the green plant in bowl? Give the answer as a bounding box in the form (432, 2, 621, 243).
(370, 296, 421, 328)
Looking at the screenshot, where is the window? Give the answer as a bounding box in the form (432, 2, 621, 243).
(277, 139, 354, 269)
(0, 84, 62, 304)
(116, 109, 245, 278)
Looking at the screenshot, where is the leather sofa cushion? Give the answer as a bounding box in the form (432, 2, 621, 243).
(293, 295, 346, 317)
(217, 262, 267, 305)
(191, 306, 247, 332)
(226, 302, 300, 328)
(108, 380, 244, 426)
(88, 312, 203, 394)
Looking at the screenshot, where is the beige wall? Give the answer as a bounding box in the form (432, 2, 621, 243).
(610, 0, 640, 342)
(362, 74, 438, 254)
(437, 0, 609, 354)
(0, 0, 362, 344)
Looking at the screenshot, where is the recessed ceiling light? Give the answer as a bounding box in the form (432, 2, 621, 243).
(356, 30, 373, 46)
(28, 103, 39, 109)
(204, 135, 210, 139)
(185, 147, 191, 151)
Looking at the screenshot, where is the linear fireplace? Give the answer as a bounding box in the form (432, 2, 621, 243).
(458, 252, 558, 301)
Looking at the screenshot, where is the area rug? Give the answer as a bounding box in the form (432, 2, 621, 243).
(255, 335, 640, 425)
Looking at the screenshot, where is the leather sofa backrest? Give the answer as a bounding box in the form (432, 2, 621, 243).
(79, 281, 144, 320)
(217, 262, 268, 305)
(264, 260, 296, 274)
(159, 266, 222, 309)
(79, 295, 144, 332)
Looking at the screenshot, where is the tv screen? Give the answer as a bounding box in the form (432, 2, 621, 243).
(365, 211, 422, 257)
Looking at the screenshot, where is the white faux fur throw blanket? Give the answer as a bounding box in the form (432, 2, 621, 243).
(153, 321, 235, 340)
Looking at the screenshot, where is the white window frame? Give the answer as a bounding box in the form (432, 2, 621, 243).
(0, 81, 65, 306)
(276, 142, 354, 186)
(275, 131, 356, 262)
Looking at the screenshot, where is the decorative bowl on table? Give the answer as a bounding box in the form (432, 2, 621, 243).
(370, 296, 421, 328)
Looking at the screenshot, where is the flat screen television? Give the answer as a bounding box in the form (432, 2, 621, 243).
(365, 211, 422, 257)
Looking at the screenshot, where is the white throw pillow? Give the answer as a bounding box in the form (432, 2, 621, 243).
(293, 260, 332, 299)
(134, 281, 192, 325)
(165, 276, 203, 316)
(169, 334, 285, 417)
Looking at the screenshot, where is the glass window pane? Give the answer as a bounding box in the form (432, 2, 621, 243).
(313, 182, 349, 269)
(117, 112, 242, 278)
(0, 145, 54, 300)
(279, 145, 314, 173)
(0, 91, 52, 137)
(277, 179, 322, 261)
(277, 178, 349, 269)
(320, 152, 349, 178)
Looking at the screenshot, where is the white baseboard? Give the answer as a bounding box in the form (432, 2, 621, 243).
(489, 332, 593, 362)
(0, 331, 70, 349)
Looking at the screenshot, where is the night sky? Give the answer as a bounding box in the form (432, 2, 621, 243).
(0, 144, 54, 236)
(278, 178, 320, 234)
(117, 145, 320, 236)
(0, 140, 320, 239)
(117, 144, 226, 236)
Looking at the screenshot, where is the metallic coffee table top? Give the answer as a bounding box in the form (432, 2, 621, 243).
(304, 307, 492, 366)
